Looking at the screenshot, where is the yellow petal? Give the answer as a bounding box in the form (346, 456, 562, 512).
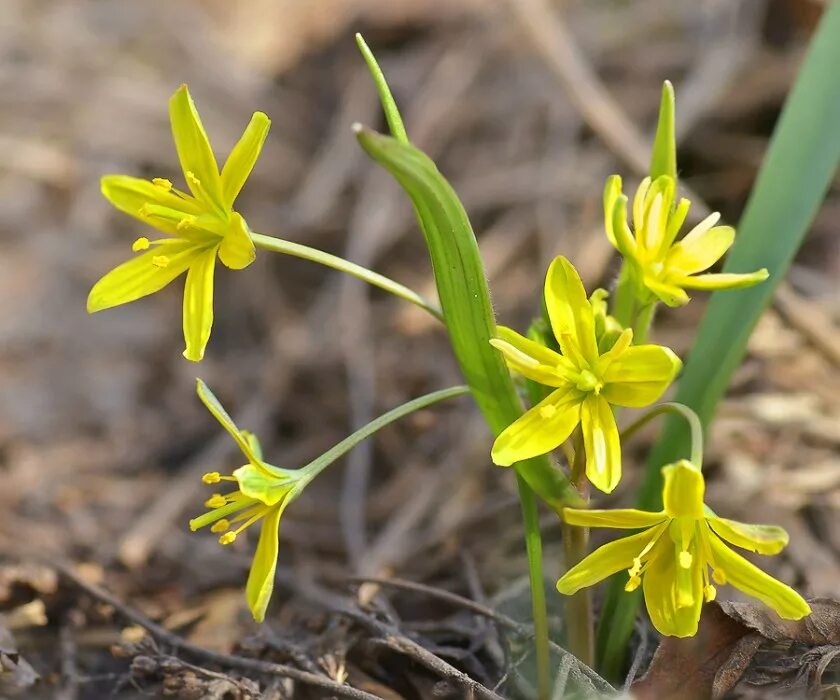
(544, 256, 599, 364)
(708, 533, 811, 620)
(182, 248, 217, 362)
(673, 269, 769, 291)
(632, 177, 651, 235)
(603, 175, 635, 255)
(707, 517, 789, 555)
(246, 504, 283, 622)
(557, 526, 663, 595)
(490, 387, 581, 466)
(581, 394, 621, 493)
(563, 507, 666, 529)
(87, 241, 200, 312)
(218, 212, 256, 270)
(640, 176, 675, 253)
(643, 274, 690, 307)
(601, 344, 682, 408)
(594, 328, 633, 374)
(490, 326, 575, 387)
(221, 112, 271, 208)
(642, 535, 703, 637)
(169, 85, 225, 212)
(666, 217, 732, 275)
(101, 175, 202, 234)
(662, 461, 705, 519)
(195, 379, 263, 466)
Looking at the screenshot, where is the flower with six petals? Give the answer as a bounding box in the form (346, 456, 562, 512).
(189, 380, 305, 622)
(490, 256, 682, 493)
(604, 174, 768, 307)
(87, 84, 270, 361)
(556, 460, 811, 637)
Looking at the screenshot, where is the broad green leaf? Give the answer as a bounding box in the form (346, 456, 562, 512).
(649, 81, 676, 181)
(355, 127, 580, 509)
(598, 1, 840, 679)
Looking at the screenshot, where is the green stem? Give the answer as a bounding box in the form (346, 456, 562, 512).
(562, 433, 594, 668)
(299, 385, 470, 486)
(631, 302, 656, 345)
(251, 232, 443, 322)
(619, 402, 703, 468)
(516, 475, 552, 700)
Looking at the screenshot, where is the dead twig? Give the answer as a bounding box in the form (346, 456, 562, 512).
(54, 561, 381, 700)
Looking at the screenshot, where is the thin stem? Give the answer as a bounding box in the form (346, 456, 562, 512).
(619, 402, 704, 468)
(251, 232, 443, 322)
(561, 432, 594, 667)
(631, 302, 657, 345)
(516, 475, 552, 700)
(355, 34, 408, 145)
(299, 385, 470, 485)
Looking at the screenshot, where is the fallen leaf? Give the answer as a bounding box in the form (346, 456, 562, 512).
(632, 603, 751, 700)
(718, 598, 840, 645)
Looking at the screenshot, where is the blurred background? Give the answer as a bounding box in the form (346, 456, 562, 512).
(0, 0, 838, 697)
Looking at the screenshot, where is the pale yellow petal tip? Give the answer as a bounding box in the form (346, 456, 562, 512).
(183, 346, 205, 363)
(490, 445, 514, 468)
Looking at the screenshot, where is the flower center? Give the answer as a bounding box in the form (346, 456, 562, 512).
(574, 369, 603, 394)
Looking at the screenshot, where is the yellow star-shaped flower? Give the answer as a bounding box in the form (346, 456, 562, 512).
(604, 174, 768, 307)
(87, 85, 270, 361)
(490, 256, 682, 493)
(556, 460, 811, 637)
(189, 380, 304, 623)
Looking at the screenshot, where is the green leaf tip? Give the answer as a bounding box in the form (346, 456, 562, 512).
(650, 80, 677, 181)
(355, 33, 409, 145)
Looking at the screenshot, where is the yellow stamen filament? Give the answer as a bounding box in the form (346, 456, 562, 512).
(210, 519, 230, 533)
(152, 178, 173, 190)
(204, 494, 227, 509)
(202, 472, 221, 484)
(132, 237, 150, 252)
(152, 255, 170, 268)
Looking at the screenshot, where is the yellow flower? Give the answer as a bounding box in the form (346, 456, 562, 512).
(604, 174, 769, 307)
(490, 256, 681, 493)
(87, 85, 270, 362)
(556, 460, 811, 637)
(189, 380, 304, 622)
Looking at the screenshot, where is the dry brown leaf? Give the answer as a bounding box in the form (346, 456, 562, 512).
(631, 603, 752, 700)
(718, 598, 840, 645)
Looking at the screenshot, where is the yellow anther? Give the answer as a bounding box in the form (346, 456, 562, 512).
(138, 204, 151, 217)
(624, 575, 641, 592)
(186, 171, 200, 186)
(539, 404, 557, 419)
(176, 216, 196, 231)
(679, 551, 693, 569)
(218, 532, 236, 545)
(712, 568, 727, 585)
(152, 255, 170, 268)
(628, 557, 642, 578)
(202, 472, 221, 484)
(204, 494, 227, 509)
(210, 519, 230, 533)
(703, 584, 717, 602)
(152, 178, 172, 190)
(132, 237, 150, 252)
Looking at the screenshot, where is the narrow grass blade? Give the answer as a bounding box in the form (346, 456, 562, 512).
(649, 81, 676, 181)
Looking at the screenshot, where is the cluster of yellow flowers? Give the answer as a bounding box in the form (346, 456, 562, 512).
(88, 83, 809, 637)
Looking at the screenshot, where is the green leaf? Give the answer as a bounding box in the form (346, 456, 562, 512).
(649, 81, 676, 181)
(597, 1, 840, 679)
(355, 33, 408, 146)
(355, 127, 580, 509)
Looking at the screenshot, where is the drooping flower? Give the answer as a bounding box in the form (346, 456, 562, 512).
(490, 256, 681, 493)
(87, 85, 270, 361)
(604, 174, 768, 307)
(189, 380, 305, 622)
(556, 460, 811, 637)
